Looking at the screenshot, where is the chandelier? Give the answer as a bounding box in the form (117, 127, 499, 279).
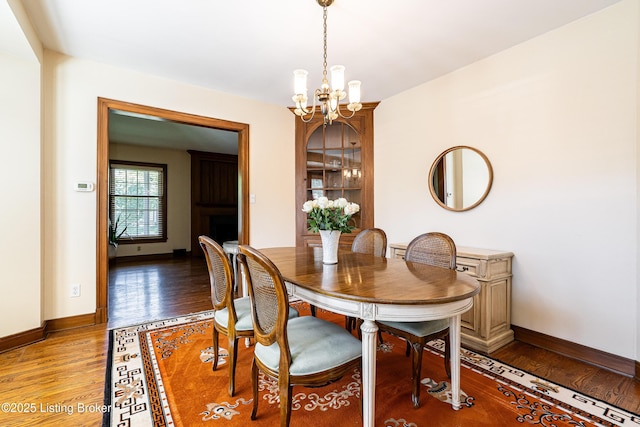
(292, 0, 362, 125)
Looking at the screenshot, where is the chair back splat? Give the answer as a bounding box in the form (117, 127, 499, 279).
(240, 251, 288, 354)
(404, 231, 456, 268)
(351, 227, 388, 258)
(201, 236, 233, 310)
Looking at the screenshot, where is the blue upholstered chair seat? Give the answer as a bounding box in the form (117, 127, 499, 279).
(215, 297, 299, 332)
(255, 316, 362, 376)
(378, 318, 449, 337)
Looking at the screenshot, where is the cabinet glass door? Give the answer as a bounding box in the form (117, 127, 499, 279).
(305, 122, 362, 229)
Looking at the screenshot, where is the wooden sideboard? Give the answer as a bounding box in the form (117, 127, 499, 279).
(389, 243, 514, 354)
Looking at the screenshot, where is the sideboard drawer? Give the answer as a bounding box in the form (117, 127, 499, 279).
(457, 255, 511, 281)
(455, 257, 481, 277)
(389, 245, 406, 259)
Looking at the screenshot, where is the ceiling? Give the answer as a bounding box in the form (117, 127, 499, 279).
(108, 110, 240, 154)
(12, 0, 622, 152)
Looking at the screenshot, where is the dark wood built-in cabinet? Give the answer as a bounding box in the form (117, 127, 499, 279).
(293, 102, 379, 248)
(189, 150, 239, 255)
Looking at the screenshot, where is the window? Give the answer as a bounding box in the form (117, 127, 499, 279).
(109, 160, 167, 243)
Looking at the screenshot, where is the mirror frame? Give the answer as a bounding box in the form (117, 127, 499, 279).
(428, 146, 493, 212)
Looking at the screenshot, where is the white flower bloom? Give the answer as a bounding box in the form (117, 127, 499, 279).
(334, 198, 348, 208)
(302, 200, 315, 213)
(344, 202, 360, 215)
(317, 196, 330, 209)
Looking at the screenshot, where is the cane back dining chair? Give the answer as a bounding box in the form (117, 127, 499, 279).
(237, 245, 362, 427)
(199, 235, 253, 396)
(348, 228, 388, 331)
(376, 232, 456, 408)
(352, 227, 388, 258)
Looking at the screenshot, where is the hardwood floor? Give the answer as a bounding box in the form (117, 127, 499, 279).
(0, 255, 637, 427)
(0, 255, 212, 426)
(0, 325, 110, 426)
(493, 341, 640, 415)
(107, 255, 212, 329)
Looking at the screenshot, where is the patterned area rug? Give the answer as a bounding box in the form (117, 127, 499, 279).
(103, 303, 637, 426)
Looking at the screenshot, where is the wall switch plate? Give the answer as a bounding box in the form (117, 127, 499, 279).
(70, 284, 81, 298)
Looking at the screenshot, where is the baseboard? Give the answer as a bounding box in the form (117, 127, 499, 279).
(0, 312, 96, 353)
(113, 251, 192, 264)
(512, 325, 636, 378)
(44, 312, 96, 334)
(0, 326, 46, 353)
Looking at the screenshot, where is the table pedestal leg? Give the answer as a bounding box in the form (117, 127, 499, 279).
(449, 314, 461, 410)
(360, 319, 377, 427)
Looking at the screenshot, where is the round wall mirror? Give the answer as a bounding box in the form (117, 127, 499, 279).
(428, 146, 493, 212)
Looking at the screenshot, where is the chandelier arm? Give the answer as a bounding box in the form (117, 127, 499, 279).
(296, 99, 312, 115)
(336, 104, 357, 120)
(296, 92, 319, 123)
(298, 111, 316, 123)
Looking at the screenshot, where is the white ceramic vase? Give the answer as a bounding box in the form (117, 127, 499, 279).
(319, 229, 341, 264)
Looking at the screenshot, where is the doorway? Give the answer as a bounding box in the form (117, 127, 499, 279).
(96, 98, 250, 324)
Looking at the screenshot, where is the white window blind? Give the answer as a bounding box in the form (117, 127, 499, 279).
(109, 161, 167, 242)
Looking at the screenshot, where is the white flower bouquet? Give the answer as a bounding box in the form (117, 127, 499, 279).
(302, 197, 360, 233)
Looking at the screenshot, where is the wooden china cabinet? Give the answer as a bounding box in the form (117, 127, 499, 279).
(293, 102, 379, 248)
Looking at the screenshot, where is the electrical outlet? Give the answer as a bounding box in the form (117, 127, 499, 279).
(70, 284, 81, 298)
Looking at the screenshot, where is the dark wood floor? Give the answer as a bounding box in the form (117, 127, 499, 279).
(493, 341, 640, 415)
(108, 254, 212, 328)
(0, 255, 636, 426)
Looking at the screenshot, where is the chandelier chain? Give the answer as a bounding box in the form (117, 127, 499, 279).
(322, 6, 328, 82)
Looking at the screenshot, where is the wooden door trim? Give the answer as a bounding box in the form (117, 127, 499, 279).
(96, 98, 250, 324)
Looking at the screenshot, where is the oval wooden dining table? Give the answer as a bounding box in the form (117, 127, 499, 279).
(257, 246, 480, 427)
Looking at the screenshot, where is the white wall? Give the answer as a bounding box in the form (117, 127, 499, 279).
(41, 51, 295, 321)
(0, 0, 42, 337)
(0, 52, 41, 336)
(635, 0, 640, 367)
(375, 1, 638, 359)
(109, 143, 192, 257)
